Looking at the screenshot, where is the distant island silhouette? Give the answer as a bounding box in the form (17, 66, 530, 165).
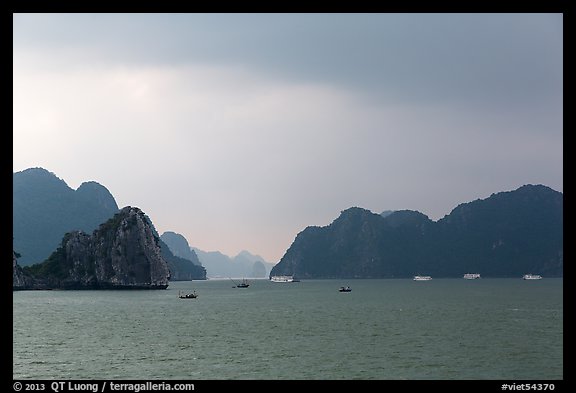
(271, 184, 563, 279)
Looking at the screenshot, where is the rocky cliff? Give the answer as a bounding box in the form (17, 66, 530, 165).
(159, 231, 207, 280)
(13, 168, 119, 266)
(159, 239, 207, 281)
(21, 206, 171, 289)
(271, 185, 563, 278)
(160, 232, 202, 265)
(13, 252, 31, 290)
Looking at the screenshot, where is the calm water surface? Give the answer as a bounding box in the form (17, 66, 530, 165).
(13, 278, 563, 379)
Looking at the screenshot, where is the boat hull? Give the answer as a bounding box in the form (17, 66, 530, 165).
(523, 274, 542, 280)
(270, 275, 294, 283)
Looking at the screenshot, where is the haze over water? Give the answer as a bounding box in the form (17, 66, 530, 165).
(13, 278, 562, 380)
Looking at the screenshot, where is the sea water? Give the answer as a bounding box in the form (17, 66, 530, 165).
(13, 278, 563, 380)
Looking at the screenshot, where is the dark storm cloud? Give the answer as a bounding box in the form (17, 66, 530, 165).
(14, 13, 562, 106)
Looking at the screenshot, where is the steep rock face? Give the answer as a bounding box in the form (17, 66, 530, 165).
(23, 207, 170, 289)
(271, 185, 563, 278)
(160, 231, 202, 265)
(251, 261, 267, 278)
(13, 252, 30, 290)
(273, 208, 434, 278)
(159, 240, 207, 281)
(159, 231, 207, 280)
(436, 184, 563, 277)
(76, 181, 119, 212)
(13, 168, 119, 266)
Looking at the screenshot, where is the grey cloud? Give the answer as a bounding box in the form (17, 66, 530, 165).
(14, 13, 562, 106)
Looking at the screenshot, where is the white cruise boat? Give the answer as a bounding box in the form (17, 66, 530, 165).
(463, 273, 481, 280)
(270, 275, 294, 283)
(413, 275, 432, 281)
(523, 274, 542, 280)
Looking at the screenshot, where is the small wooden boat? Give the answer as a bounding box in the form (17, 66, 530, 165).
(236, 278, 250, 288)
(230, 277, 250, 288)
(179, 290, 198, 299)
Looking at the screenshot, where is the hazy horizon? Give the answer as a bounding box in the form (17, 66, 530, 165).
(13, 13, 563, 262)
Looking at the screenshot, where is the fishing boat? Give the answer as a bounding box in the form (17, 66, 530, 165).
(413, 275, 432, 281)
(236, 278, 250, 288)
(463, 273, 481, 280)
(178, 290, 198, 299)
(230, 277, 250, 288)
(339, 286, 352, 292)
(523, 274, 542, 280)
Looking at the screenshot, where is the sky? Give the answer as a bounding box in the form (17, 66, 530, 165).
(13, 13, 563, 263)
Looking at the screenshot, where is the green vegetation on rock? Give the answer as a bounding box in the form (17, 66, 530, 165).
(271, 185, 563, 278)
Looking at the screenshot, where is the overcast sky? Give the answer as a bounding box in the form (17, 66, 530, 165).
(13, 13, 563, 262)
